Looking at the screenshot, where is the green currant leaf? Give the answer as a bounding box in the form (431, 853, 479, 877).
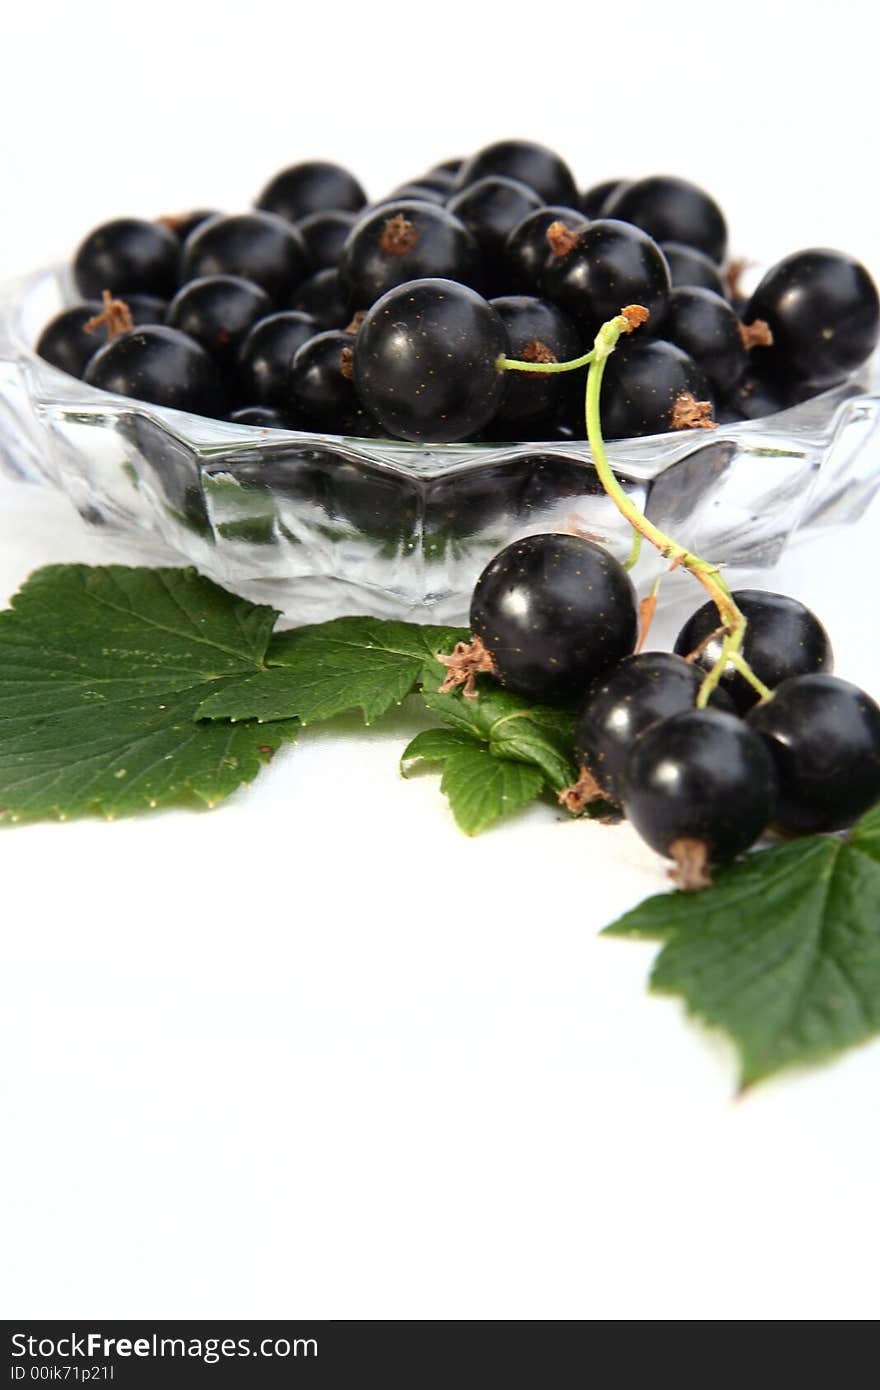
(421, 678, 578, 793)
(402, 729, 545, 835)
(197, 617, 468, 727)
(604, 804, 880, 1086)
(0, 565, 296, 822)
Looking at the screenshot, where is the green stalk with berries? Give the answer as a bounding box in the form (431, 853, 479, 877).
(501, 305, 773, 709)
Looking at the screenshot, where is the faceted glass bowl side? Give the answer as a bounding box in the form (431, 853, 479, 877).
(1, 265, 879, 621)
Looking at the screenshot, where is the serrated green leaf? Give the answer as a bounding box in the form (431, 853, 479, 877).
(421, 679, 578, 793)
(409, 737, 546, 834)
(198, 616, 468, 726)
(400, 728, 477, 773)
(604, 806, 880, 1086)
(0, 565, 296, 822)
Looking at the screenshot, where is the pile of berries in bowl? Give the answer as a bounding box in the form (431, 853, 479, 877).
(33, 139, 880, 442)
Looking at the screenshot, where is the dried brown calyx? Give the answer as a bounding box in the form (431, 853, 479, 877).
(546, 220, 581, 258)
(157, 212, 190, 233)
(671, 392, 717, 431)
(520, 339, 557, 365)
(345, 310, 367, 335)
(669, 837, 713, 892)
(738, 319, 774, 351)
(725, 257, 750, 303)
(620, 304, 650, 332)
(340, 346, 354, 381)
(380, 214, 420, 256)
(436, 637, 496, 700)
(558, 766, 606, 815)
(84, 290, 134, 341)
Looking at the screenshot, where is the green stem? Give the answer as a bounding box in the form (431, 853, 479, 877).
(623, 528, 642, 571)
(497, 349, 595, 375)
(501, 311, 772, 708)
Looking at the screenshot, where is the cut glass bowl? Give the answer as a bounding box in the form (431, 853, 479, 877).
(1, 265, 878, 622)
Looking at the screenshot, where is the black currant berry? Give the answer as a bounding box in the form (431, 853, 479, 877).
(744, 249, 880, 385)
(229, 405, 292, 428)
(469, 534, 639, 703)
(386, 183, 448, 206)
(159, 210, 218, 242)
(674, 589, 833, 713)
(573, 652, 735, 804)
(166, 275, 272, 367)
(580, 179, 626, 218)
(489, 295, 582, 427)
(181, 213, 311, 304)
(720, 369, 794, 421)
(747, 674, 880, 833)
(291, 330, 358, 428)
(661, 242, 726, 297)
(353, 278, 509, 443)
(256, 161, 366, 220)
(542, 220, 671, 336)
(454, 140, 578, 206)
(412, 168, 457, 194)
(84, 326, 225, 416)
(236, 311, 319, 407)
(601, 340, 714, 439)
(623, 710, 777, 869)
(604, 176, 727, 263)
(504, 206, 589, 293)
(661, 287, 748, 393)
(446, 176, 543, 263)
(36, 303, 103, 378)
(73, 218, 180, 300)
(338, 201, 482, 309)
(123, 294, 170, 325)
(295, 210, 359, 270)
(291, 268, 349, 329)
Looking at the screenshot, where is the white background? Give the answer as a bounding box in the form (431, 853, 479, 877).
(2, 0, 879, 1321)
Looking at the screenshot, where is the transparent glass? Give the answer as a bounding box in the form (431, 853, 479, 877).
(2, 265, 879, 621)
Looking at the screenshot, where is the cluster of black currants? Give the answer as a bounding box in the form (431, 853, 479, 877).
(36, 141, 880, 444)
(444, 532, 880, 887)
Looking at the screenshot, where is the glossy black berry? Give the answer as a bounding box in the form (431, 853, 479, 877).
(84, 325, 225, 416)
(661, 287, 748, 393)
(236, 311, 319, 407)
(122, 294, 170, 325)
(580, 179, 626, 218)
(573, 652, 735, 804)
(744, 249, 880, 385)
(256, 161, 366, 221)
(353, 278, 509, 443)
(747, 674, 880, 833)
(159, 210, 218, 242)
(338, 201, 482, 309)
(413, 167, 457, 194)
(36, 303, 103, 378)
(73, 218, 180, 300)
(489, 296, 582, 427)
(455, 140, 578, 206)
(291, 268, 349, 329)
(291, 330, 358, 428)
(229, 405, 292, 428)
(166, 275, 272, 366)
(720, 369, 794, 422)
(623, 710, 777, 864)
(504, 206, 589, 293)
(674, 589, 834, 713)
(386, 183, 448, 206)
(446, 176, 543, 263)
(295, 210, 359, 270)
(181, 213, 311, 304)
(542, 220, 671, 336)
(661, 242, 726, 296)
(604, 176, 727, 263)
(601, 340, 714, 439)
(470, 533, 639, 703)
